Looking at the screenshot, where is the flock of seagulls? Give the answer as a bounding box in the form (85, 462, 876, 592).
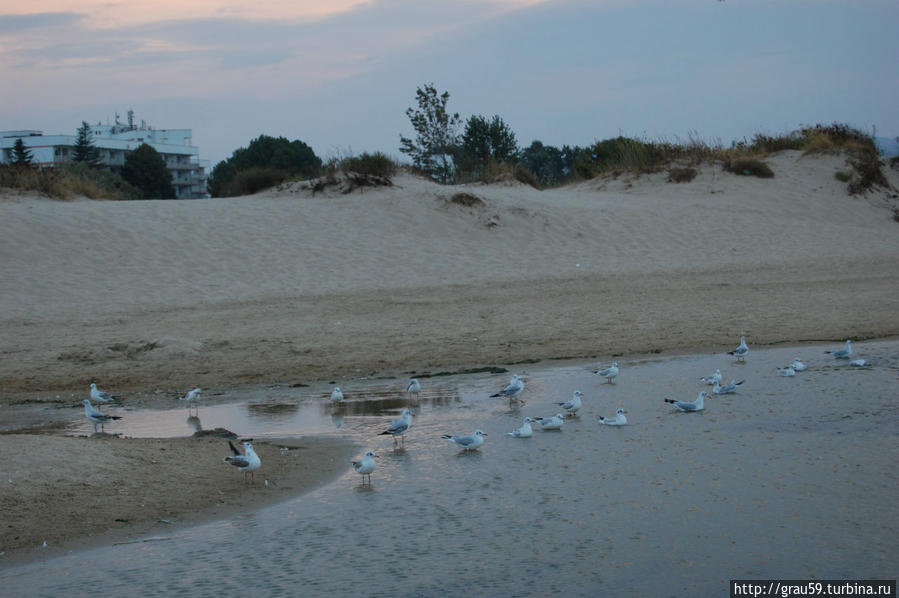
(79, 336, 870, 487)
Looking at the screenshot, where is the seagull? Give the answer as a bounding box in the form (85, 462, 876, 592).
(82, 399, 122, 433)
(557, 390, 583, 417)
(330, 386, 344, 403)
(595, 362, 619, 384)
(351, 450, 378, 485)
(90, 383, 115, 405)
(849, 359, 870, 367)
(534, 413, 565, 431)
(223, 440, 262, 484)
(776, 366, 796, 377)
(712, 379, 745, 394)
(699, 369, 723, 385)
(826, 340, 852, 359)
(379, 408, 413, 447)
(507, 417, 534, 438)
(181, 387, 202, 413)
(599, 408, 628, 426)
(490, 374, 524, 404)
(406, 378, 422, 401)
(442, 429, 487, 451)
(791, 358, 807, 372)
(728, 336, 749, 361)
(664, 391, 708, 412)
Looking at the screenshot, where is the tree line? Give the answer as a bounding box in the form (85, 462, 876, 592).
(7, 122, 176, 199)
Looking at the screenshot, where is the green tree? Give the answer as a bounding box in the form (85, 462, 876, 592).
(73, 121, 100, 165)
(121, 143, 175, 199)
(399, 83, 462, 183)
(458, 114, 519, 178)
(519, 141, 583, 187)
(12, 138, 34, 166)
(208, 135, 321, 197)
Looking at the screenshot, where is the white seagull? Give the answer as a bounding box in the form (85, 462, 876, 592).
(728, 336, 749, 361)
(82, 399, 122, 433)
(379, 408, 413, 447)
(507, 417, 534, 438)
(534, 413, 565, 431)
(776, 366, 796, 377)
(181, 387, 202, 413)
(223, 440, 262, 483)
(849, 359, 870, 367)
(699, 369, 723, 385)
(664, 391, 708, 412)
(490, 374, 525, 404)
(712, 378, 745, 394)
(406, 378, 422, 400)
(595, 362, 619, 384)
(442, 429, 487, 451)
(351, 450, 378, 485)
(330, 386, 344, 403)
(826, 340, 852, 359)
(557, 390, 583, 417)
(90, 383, 115, 405)
(599, 408, 628, 426)
(791, 358, 807, 372)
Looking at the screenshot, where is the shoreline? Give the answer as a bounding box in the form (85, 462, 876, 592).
(0, 434, 358, 566)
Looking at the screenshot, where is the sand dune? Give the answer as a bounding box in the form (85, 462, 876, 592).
(1, 150, 897, 399)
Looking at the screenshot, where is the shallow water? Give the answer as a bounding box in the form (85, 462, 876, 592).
(4, 341, 898, 596)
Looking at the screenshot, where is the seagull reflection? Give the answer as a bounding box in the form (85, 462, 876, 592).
(187, 414, 203, 434)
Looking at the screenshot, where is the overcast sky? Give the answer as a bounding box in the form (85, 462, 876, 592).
(2, 0, 897, 167)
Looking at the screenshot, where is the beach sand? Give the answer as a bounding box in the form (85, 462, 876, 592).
(1, 149, 898, 578)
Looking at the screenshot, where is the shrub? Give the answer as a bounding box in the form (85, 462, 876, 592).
(449, 192, 484, 208)
(834, 171, 852, 182)
(667, 167, 697, 183)
(723, 158, 774, 178)
(847, 150, 888, 195)
(223, 167, 288, 196)
(340, 152, 397, 178)
(0, 163, 140, 199)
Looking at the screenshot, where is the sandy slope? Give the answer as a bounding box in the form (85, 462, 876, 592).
(1, 150, 896, 402)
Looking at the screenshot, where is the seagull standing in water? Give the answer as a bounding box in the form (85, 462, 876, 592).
(442, 430, 487, 452)
(379, 408, 413, 448)
(599, 408, 628, 426)
(699, 369, 723, 385)
(728, 336, 749, 362)
(595, 362, 619, 384)
(90, 383, 115, 405)
(351, 450, 378, 485)
(826, 340, 852, 359)
(83, 399, 122, 433)
(491, 374, 525, 405)
(557, 390, 583, 417)
(181, 387, 202, 414)
(712, 379, 745, 395)
(223, 440, 261, 483)
(406, 378, 422, 401)
(330, 386, 344, 403)
(665, 391, 708, 412)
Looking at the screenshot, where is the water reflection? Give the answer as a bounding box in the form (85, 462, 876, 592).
(63, 378, 468, 439)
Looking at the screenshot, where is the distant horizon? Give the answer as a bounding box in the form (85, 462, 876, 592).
(2, 0, 897, 167)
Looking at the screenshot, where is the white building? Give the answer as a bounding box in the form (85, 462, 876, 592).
(0, 117, 208, 199)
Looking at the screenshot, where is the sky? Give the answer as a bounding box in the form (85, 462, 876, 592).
(2, 0, 897, 168)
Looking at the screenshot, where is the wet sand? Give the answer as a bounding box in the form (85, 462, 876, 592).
(1, 340, 896, 595)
